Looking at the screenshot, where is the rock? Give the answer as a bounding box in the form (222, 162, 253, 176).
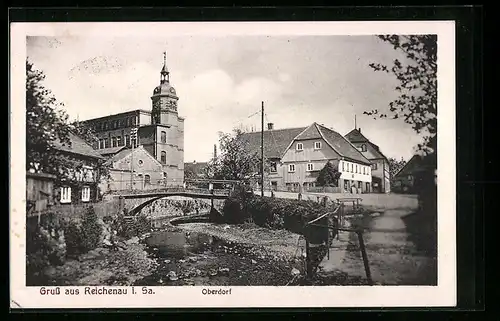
(188, 256, 197, 263)
(164, 259, 171, 264)
(208, 269, 218, 277)
(178, 259, 186, 263)
(102, 239, 113, 247)
(223, 225, 230, 230)
(43, 266, 57, 277)
(291, 268, 300, 276)
(126, 236, 140, 245)
(167, 271, 178, 281)
(251, 259, 257, 264)
(219, 268, 230, 275)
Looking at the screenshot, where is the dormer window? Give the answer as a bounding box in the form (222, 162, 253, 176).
(361, 144, 367, 152)
(296, 143, 303, 151)
(314, 142, 322, 149)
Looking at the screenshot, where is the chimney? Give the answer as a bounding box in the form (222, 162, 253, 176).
(193, 160, 197, 164)
(213, 144, 217, 160)
(267, 123, 274, 130)
(358, 127, 361, 133)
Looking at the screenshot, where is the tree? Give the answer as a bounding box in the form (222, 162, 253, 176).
(204, 129, 265, 182)
(366, 35, 437, 155)
(71, 120, 99, 147)
(316, 161, 342, 187)
(367, 35, 437, 215)
(26, 60, 109, 185)
(26, 59, 71, 177)
(389, 157, 407, 178)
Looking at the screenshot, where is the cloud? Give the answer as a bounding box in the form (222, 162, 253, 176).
(27, 35, 424, 162)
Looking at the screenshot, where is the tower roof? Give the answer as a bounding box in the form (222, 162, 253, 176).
(161, 51, 169, 75)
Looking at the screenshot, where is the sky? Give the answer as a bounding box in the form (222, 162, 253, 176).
(26, 35, 425, 162)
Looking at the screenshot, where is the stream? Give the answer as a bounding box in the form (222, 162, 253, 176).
(133, 226, 302, 286)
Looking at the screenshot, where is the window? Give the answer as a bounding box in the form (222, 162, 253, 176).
(371, 163, 378, 170)
(99, 139, 105, 149)
(288, 164, 296, 172)
(350, 164, 353, 172)
(161, 151, 166, 164)
(131, 137, 137, 148)
(161, 131, 167, 143)
(113, 120, 118, 129)
(124, 135, 129, 147)
(307, 163, 314, 171)
(296, 143, 303, 151)
(361, 144, 367, 152)
(81, 186, 90, 202)
(112, 137, 117, 147)
(104, 121, 109, 130)
(342, 161, 345, 172)
(363, 166, 366, 175)
(138, 159, 144, 166)
(355, 165, 358, 173)
(116, 136, 122, 146)
(314, 142, 322, 149)
(60, 186, 71, 204)
(270, 161, 277, 173)
(144, 175, 151, 185)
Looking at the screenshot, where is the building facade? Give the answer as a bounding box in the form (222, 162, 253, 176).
(392, 154, 424, 194)
(51, 132, 105, 205)
(82, 53, 185, 187)
(280, 123, 372, 193)
(345, 128, 391, 193)
(239, 122, 372, 193)
(100, 145, 167, 192)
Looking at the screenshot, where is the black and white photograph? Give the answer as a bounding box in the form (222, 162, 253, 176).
(10, 21, 456, 308)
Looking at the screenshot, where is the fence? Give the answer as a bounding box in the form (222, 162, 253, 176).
(303, 202, 373, 285)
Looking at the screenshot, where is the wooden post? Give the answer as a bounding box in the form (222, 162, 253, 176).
(305, 238, 312, 279)
(357, 230, 373, 285)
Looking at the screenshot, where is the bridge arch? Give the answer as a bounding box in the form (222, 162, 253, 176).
(120, 191, 229, 216)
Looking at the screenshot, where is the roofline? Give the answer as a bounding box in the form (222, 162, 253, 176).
(279, 126, 311, 159)
(393, 154, 420, 178)
(53, 130, 105, 160)
(316, 123, 372, 165)
(80, 109, 151, 122)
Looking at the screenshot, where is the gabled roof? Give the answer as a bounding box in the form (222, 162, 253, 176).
(105, 145, 161, 167)
(314, 123, 371, 165)
(52, 132, 103, 160)
(98, 146, 128, 156)
(238, 127, 307, 159)
(345, 128, 389, 161)
(393, 154, 424, 178)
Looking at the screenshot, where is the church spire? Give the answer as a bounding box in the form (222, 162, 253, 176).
(160, 51, 169, 83)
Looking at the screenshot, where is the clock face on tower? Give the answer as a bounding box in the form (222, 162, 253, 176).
(170, 87, 176, 94)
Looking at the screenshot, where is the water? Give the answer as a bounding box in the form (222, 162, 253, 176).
(145, 229, 215, 259)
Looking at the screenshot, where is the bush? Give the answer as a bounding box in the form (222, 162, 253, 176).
(63, 219, 85, 257)
(222, 185, 330, 234)
(26, 216, 67, 284)
(80, 206, 103, 251)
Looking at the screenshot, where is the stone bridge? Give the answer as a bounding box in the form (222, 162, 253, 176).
(111, 187, 230, 216)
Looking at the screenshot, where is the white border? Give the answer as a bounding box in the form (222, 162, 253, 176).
(10, 21, 456, 309)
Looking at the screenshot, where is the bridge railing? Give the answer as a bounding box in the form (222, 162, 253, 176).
(109, 186, 232, 196)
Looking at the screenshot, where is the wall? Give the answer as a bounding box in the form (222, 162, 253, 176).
(338, 160, 372, 183)
(108, 146, 165, 191)
(281, 138, 341, 186)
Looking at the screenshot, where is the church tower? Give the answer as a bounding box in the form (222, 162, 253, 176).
(145, 51, 184, 186)
(151, 51, 180, 125)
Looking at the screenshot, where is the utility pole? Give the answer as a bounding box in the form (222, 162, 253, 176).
(261, 101, 265, 197)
